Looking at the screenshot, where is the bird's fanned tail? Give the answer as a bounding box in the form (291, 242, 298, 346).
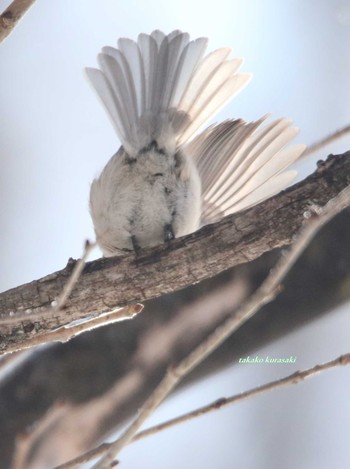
(86, 30, 251, 156)
(87, 30, 305, 246)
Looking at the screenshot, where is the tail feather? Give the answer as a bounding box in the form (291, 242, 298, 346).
(98, 53, 137, 139)
(185, 117, 306, 225)
(86, 30, 250, 155)
(85, 67, 129, 144)
(180, 71, 251, 144)
(223, 170, 297, 213)
(208, 121, 298, 203)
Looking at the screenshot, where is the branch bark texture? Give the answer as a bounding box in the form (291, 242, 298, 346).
(1, 191, 350, 467)
(0, 0, 36, 43)
(1, 152, 350, 352)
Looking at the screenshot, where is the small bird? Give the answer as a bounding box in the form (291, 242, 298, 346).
(86, 30, 305, 256)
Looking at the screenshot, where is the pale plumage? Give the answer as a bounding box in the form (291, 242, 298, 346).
(87, 30, 305, 256)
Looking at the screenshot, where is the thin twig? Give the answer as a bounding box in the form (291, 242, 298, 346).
(56, 352, 350, 469)
(136, 353, 350, 441)
(0, 240, 143, 353)
(303, 124, 350, 158)
(92, 184, 350, 468)
(0, 241, 96, 327)
(0, 349, 28, 371)
(1, 243, 143, 354)
(0, 0, 36, 43)
(0, 239, 144, 355)
(52, 241, 96, 312)
(2, 304, 143, 354)
(56, 444, 111, 469)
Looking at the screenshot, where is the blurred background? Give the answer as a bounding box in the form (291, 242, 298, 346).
(0, 0, 350, 468)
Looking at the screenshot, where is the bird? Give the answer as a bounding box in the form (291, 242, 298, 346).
(86, 30, 305, 257)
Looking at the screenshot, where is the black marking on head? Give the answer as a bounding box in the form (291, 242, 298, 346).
(164, 187, 171, 194)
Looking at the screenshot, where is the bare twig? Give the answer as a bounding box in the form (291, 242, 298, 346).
(303, 124, 350, 158)
(0, 240, 144, 354)
(0, 241, 96, 328)
(92, 184, 350, 468)
(57, 352, 350, 469)
(135, 353, 350, 441)
(0, 0, 36, 43)
(13, 403, 71, 469)
(2, 304, 143, 354)
(56, 443, 111, 469)
(0, 242, 143, 354)
(52, 241, 96, 311)
(14, 276, 246, 468)
(0, 349, 30, 374)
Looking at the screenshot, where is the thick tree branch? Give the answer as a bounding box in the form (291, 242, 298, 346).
(1, 151, 350, 353)
(18, 182, 349, 468)
(1, 205, 350, 467)
(92, 184, 350, 467)
(0, 0, 36, 43)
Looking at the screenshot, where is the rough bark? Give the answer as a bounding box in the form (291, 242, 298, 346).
(0, 153, 350, 467)
(1, 152, 350, 354)
(0, 0, 36, 43)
